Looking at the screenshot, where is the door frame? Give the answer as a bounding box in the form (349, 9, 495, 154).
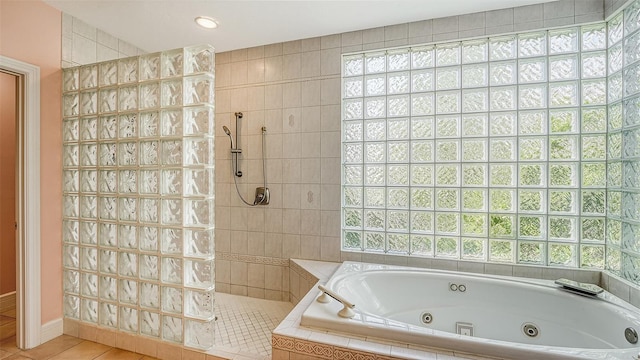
(0, 55, 41, 349)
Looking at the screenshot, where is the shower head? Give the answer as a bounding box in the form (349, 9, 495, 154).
(222, 126, 231, 136)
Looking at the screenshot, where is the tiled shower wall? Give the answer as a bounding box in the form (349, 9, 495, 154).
(214, 0, 608, 298)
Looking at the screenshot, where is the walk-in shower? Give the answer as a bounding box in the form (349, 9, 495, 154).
(223, 112, 269, 206)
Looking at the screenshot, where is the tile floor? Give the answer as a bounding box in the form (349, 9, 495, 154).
(0, 293, 293, 360)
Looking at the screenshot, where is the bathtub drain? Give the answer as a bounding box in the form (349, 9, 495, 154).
(522, 323, 539, 338)
(625, 327, 638, 344)
(420, 312, 433, 324)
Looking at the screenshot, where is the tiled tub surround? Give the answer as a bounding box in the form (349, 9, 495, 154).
(275, 260, 640, 360)
(61, 46, 216, 349)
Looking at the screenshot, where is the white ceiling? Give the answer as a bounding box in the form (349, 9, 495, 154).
(44, 0, 557, 53)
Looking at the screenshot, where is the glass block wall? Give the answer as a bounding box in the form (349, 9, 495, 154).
(341, 25, 609, 268)
(607, 2, 640, 282)
(61, 45, 216, 349)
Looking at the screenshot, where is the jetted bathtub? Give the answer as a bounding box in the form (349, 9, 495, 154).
(301, 261, 640, 359)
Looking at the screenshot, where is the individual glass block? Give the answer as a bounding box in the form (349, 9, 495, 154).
(99, 143, 117, 167)
(436, 189, 459, 210)
(139, 53, 160, 81)
(365, 142, 385, 163)
(79, 90, 97, 116)
(364, 210, 384, 230)
(519, 137, 545, 161)
(78, 222, 96, 245)
(461, 64, 488, 88)
(549, 135, 578, 160)
(184, 138, 213, 166)
(80, 195, 97, 219)
(344, 187, 363, 208)
(624, 161, 640, 189)
(462, 89, 488, 113)
(118, 278, 138, 305)
(625, 0, 640, 35)
(608, 162, 623, 188)
(98, 170, 116, 194)
(581, 23, 606, 51)
(63, 93, 80, 118)
(387, 233, 409, 254)
(436, 43, 460, 66)
(118, 253, 138, 278)
(436, 140, 459, 162)
(519, 85, 547, 109)
(489, 138, 515, 161)
(490, 164, 515, 186)
(139, 226, 159, 252)
(118, 85, 137, 111)
(388, 142, 409, 163)
(97, 87, 117, 115)
(435, 213, 458, 234)
(436, 67, 460, 90)
(608, 132, 622, 159)
(81, 298, 98, 323)
(184, 229, 213, 258)
(99, 249, 117, 274)
(462, 140, 487, 162)
(548, 161, 576, 188)
(609, 190, 622, 217)
(388, 50, 410, 71)
(491, 114, 516, 137)
(365, 52, 386, 74)
(343, 54, 364, 76)
(119, 170, 137, 193)
(489, 239, 514, 263)
(461, 238, 486, 261)
(185, 199, 213, 227)
(462, 189, 486, 211)
(519, 164, 545, 187)
(582, 107, 606, 133)
(549, 82, 578, 107)
(462, 214, 486, 236)
(582, 135, 606, 160)
(63, 119, 79, 143)
(607, 248, 622, 275)
(411, 117, 434, 139)
(549, 216, 576, 241)
(185, 319, 215, 350)
(162, 257, 183, 284)
(185, 45, 214, 74)
(550, 109, 578, 133)
(162, 49, 183, 78)
(79, 64, 98, 89)
(80, 247, 97, 272)
(608, 220, 623, 247)
(387, 165, 409, 186)
(344, 77, 363, 99)
(489, 61, 516, 86)
(518, 241, 544, 264)
(119, 307, 138, 333)
(63, 170, 79, 193)
(489, 215, 514, 238)
(581, 245, 605, 269)
(364, 119, 385, 141)
(435, 164, 459, 186)
(99, 61, 118, 86)
(118, 57, 138, 84)
(162, 79, 183, 107)
(411, 69, 434, 92)
(162, 140, 182, 165)
(435, 115, 458, 138)
(582, 162, 607, 187)
(518, 32, 546, 57)
(80, 144, 97, 167)
(387, 95, 410, 117)
(344, 99, 364, 120)
(461, 114, 487, 137)
(99, 276, 117, 301)
(490, 86, 516, 111)
(411, 93, 435, 116)
(490, 189, 514, 212)
(185, 259, 214, 289)
(344, 165, 362, 185)
(118, 224, 137, 249)
(344, 120, 363, 142)
(412, 46, 434, 69)
(609, 43, 623, 74)
(549, 243, 576, 267)
(519, 215, 544, 238)
(519, 190, 545, 213)
(518, 58, 546, 83)
(80, 117, 98, 141)
(163, 286, 184, 314)
(139, 82, 160, 110)
(63, 220, 79, 244)
(387, 188, 409, 209)
(136, 112, 159, 138)
(63, 68, 79, 92)
(345, 208, 363, 228)
(436, 91, 460, 114)
(411, 165, 433, 186)
(609, 73, 623, 103)
(627, 63, 640, 97)
(581, 52, 606, 79)
(388, 118, 409, 140)
(140, 311, 160, 338)
(184, 74, 214, 105)
(163, 316, 183, 343)
(99, 222, 117, 247)
(118, 197, 137, 222)
(139, 141, 159, 166)
(139, 254, 159, 281)
(365, 97, 386, 118)
(411, 234, 434, 255)
(549, 28, 578, 54)
(63, 195, 79, 218)
(462, 39, 487, 64)
(582, 190, 605, 215)
(490, 36, 516, 60)
(64, 294, 80, 319)
(140, 283, 160, 309)
(549, 190, 577, 214)
(624, 222, 640, 254)
(435, 236, 458, 257)
(549, 55, 578, 81)
(81, 273, 98, 298)
(64, 270, 79, 294)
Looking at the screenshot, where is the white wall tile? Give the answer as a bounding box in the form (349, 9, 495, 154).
(231, 48, 248, 62)
(301, 80, 321, 107)
(485, 8, 514, 26)
(247, 58, 265, 84)
(342, 31, 363, 47)
(320, 48, 341, 75)
(265, 56, 283, 82)
(514, 4, 544, 23)
(301, 132, 321, 158)
(362, 27, 385, 44)
(231, 61, 248, 86)
(283, 53, 302, 80)
(302, 37, 321, 52)
(71, 34, 97, 64)
(97, 29, 118, 49)
(384, 23, 408, 41)
(247, 45, 265, 60)
(72, 17, 96, 40)
(409, 20, 433, 38)
(544, 0, 576, 19)
(302, 106, 321, 133)
(321, 34, 341, 49)
(300, 186, 321, 211)
(283, 40, 302, 54)
(96, 44, 118, 62)
(301, 158, 322, 184)
(576, 0, 603, 15)
(459, 12, 485, 30)
(433, 16, 459, 34)
(301, 51, 321, 78)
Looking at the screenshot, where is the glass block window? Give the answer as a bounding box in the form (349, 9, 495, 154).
(62, 45, 216, 349)
(342, 25, 608, 268)
(607, 1, 640, 283)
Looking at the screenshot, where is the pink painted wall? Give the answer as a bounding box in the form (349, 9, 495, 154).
(0, 72, 17, 296)
(0, 0, 62, 323)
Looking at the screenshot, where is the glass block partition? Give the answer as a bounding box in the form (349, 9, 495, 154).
(341, 25, 610, 268)
(61, 45, 216, 349)
(607, 2, 640, 283)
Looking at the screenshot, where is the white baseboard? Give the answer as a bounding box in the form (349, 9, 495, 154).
(41, 318, 63, 344)
(0, 292, 16, 313)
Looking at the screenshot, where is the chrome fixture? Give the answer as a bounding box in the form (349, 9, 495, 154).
(316, 285, 356, 318)
(522, 323, 540, 337)
(449, 283, 466, 292)
(420, 312, 433, 324)
(222, 112, 270, 206)
(626, 327, 638, 344)
(554, 278, 603, 296)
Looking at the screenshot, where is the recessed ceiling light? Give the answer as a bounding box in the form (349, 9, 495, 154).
(195, 16, 218, 29)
